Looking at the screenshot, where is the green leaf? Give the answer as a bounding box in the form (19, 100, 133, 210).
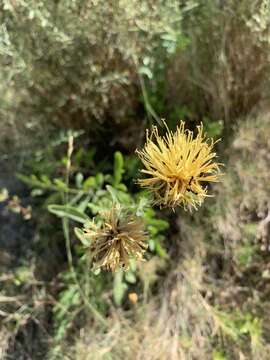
(113, 151, 124, 186)
(75, 173, 84, 188)
(155, 241, 168, 258)
(106, 185, 119, 203)
(148, 239, 155, 252)
(136, 197, 149, 216)
(93, 268, 101, 275)
(113, 270, 127, 306)
(17, 174, 40, 188)
(48, 204, 89, 223)
(203, 119, 224, 138)
(30, 188, 44, 197)
(95, 173, 104, 187)
(74, 227, 90, 246)
(41, 175, 52, 185)
(138, 66, 153, 79)
(77, 194, 92, 212)
(146, 218, 169, 231)
(148, 225, 158, 236)
(53, 178, 68, 190)
(83, 176, 96, 190)
(116, 183, 127, 191)
(125, 271, 136, 284)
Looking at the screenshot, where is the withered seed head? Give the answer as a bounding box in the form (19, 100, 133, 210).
(82, 205, 148, 272)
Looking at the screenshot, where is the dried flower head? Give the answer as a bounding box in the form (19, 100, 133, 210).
(82, 205, 148, 271)
(136, 121, 221, 210)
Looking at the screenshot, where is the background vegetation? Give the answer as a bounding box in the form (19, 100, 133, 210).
(1, 1, 270, 359)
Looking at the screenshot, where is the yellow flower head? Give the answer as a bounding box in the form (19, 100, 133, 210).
(136, 121, 221, 210)
(83, 205, 148, 272)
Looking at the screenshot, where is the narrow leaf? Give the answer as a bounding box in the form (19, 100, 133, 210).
(48, 204, 89, 223)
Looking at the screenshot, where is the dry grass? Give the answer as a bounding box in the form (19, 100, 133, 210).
(75, 257, 216, 360)
(215, 106, 270, 250)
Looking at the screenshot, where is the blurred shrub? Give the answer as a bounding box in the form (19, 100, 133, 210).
(167, 0, 270, 124)
(1, 0, 183, 149)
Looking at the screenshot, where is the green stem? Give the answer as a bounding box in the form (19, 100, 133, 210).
(62, 217, 107, 326)
(133, 54, 162, 126)
(61, 135, 107, 327)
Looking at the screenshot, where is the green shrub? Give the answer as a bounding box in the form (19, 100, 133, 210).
(1, 0, 183, 151)
(18, 136, 169, 357)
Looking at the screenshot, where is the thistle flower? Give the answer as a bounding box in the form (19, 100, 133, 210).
(136, 121, 221, 210)
(82, 205, 148, 271)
